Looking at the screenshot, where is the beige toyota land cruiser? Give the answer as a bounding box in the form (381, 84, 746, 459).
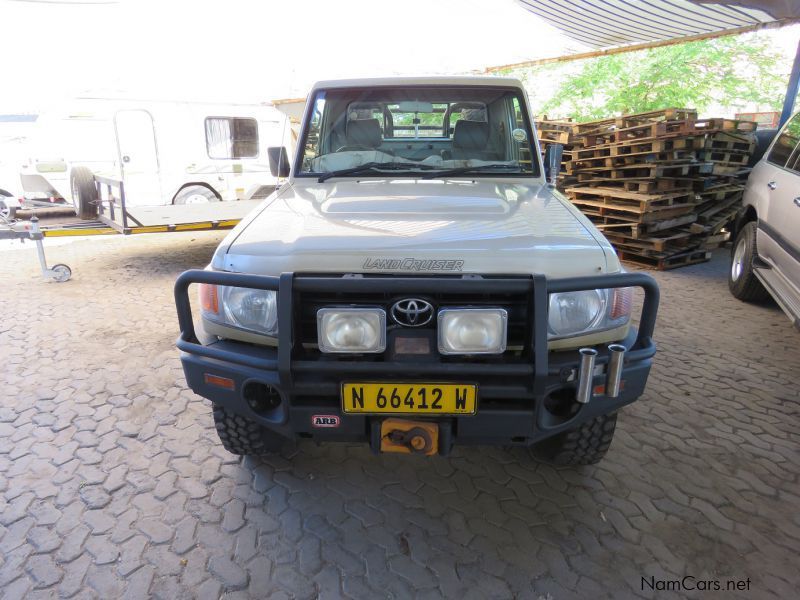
(174, 77, 660, 465)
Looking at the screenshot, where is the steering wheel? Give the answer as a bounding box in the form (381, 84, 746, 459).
(335, 144, 373, 152)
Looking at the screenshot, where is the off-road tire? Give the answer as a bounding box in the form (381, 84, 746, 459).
(70, 166, 99, 220)
(212, 404, 285, 456)
(729, 221, 769, 302)
(533, 412, 617, 465)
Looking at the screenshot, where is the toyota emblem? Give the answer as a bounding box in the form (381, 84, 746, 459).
(390, 298, 434, 327)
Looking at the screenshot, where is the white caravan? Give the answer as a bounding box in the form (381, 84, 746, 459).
(20, 97, 292, 218)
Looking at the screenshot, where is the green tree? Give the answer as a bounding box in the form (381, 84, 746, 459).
(510, 34, 790, 121)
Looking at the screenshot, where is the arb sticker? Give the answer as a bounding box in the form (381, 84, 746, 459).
(312, 415, 340, 428)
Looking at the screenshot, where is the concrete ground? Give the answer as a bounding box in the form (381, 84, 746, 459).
(0, 232, 798, 600)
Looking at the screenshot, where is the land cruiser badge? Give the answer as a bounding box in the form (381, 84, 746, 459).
(362, 258, 464, 271)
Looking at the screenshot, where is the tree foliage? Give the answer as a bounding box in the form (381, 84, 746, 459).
(511, 34, 789, 121)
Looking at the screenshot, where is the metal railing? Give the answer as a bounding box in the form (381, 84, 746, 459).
(94, 175, 143, 232)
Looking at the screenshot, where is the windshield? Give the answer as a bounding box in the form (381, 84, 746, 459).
(298, 86, 540, 179)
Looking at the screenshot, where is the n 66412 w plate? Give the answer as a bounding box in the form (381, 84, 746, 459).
(341, 382, 477, 415)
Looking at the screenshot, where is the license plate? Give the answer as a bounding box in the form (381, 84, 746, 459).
(341, 382, 477, 415)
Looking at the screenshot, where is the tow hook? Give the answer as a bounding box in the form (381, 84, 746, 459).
(386, 427, 432, 453)
(379, 419, 439, 456)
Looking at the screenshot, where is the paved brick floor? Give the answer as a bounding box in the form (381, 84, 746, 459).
(0, 233, 798, 599)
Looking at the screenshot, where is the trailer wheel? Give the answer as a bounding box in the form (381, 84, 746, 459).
(532, 412, 618, 465)
(173, 185, 220, 205)
(212, 404, 285, 456)
(0, 190, 15, 221)
(70, 167, 99, 220)
(0, 201, 15, 221)
(50, 264, 72, 283)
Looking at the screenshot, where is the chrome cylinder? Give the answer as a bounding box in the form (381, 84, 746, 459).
(576, 348, 598, 404)
(605, 344, 626, 398)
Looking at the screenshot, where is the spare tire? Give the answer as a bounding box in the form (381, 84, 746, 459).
(70, 167, 99, 220)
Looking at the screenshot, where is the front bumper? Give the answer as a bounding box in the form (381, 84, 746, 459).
(175, 271, 659, 452)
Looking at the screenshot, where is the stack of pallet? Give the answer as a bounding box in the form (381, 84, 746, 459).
(534, 118, 581, 189)
(555, 108, 756, 270)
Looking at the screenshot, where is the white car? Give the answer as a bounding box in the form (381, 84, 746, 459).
(173, 77, 660, 465)
(729, 111, 800, 328)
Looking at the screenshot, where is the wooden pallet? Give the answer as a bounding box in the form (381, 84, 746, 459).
(571, 152, 695, 170)
(611, 136, 696, 156)
(702, 132, 756, 153)
(572, 161, 713, 179)
(535, 119, 574, 131)
(618, 249, 711, 271)
(609, 120, 695, 145)
(574, 176, 696, 193)
(690, 118, 758, 133)
(548, 107, 755, 269)
(711, 163, 745, 175)
(569, 198, 696, 222)
(694, 149, 750, 165)
(615, 108, 698, 129)
(595, 211, 699, 239)
(604, 227, 703, 253)
(570, 108, 697, 136)
(538, 130, 573, 144)
(536, 119, 581, 145)
(693, 184, 744, 202)
(566, 186, 694, 204)
(573, 146, 613, 160)
(695, 198, 742, 233)
(700, 232, 730, 250)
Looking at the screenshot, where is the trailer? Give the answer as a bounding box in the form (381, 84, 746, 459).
(19, 97, 291, 218)
(1, 175, 265, 282)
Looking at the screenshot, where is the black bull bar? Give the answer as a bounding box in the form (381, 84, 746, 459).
(174, 270, 659, 444)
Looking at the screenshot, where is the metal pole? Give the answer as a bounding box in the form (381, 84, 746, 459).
(120, 180, 128, 230)
(779, 39, 800, 128)
(30, 217, 48, 276)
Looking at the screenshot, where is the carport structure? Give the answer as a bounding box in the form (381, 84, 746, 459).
(486, 1, 800, 126)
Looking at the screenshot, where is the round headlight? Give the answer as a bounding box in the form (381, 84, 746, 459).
(223, 287, 278, 334)
(548, 290, 605, 337)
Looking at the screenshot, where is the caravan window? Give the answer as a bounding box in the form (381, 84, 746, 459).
(205, 117, 259, 159)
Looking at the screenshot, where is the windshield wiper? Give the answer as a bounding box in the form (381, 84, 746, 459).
(317, 161, 439, 183)
(420, 164, 523, 180)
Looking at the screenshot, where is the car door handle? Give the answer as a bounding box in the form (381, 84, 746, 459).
(767, 181, 777, 190)
(794, 197, 800, 207)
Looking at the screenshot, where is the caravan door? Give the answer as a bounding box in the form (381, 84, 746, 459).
(114, 110, 163, 206)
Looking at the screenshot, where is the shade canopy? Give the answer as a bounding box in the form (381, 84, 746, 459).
(516, 0, 796, 50)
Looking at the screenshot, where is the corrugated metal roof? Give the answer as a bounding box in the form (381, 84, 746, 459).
(516, 0, 780, 49)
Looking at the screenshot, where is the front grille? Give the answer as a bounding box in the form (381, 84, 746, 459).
(293, 274, 533, 362)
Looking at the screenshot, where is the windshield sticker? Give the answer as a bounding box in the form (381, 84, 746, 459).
(512, 128, 527, 142)
(363, 258, 464, 271)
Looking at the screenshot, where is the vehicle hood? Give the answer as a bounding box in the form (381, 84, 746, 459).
(214, 179, 617, 277)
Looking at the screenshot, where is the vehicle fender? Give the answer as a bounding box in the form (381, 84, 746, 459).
(170, 181, 222, 203)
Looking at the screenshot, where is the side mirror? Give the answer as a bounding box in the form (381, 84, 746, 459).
(267, 146, 291, 178)
(543, 143, 564, 187)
